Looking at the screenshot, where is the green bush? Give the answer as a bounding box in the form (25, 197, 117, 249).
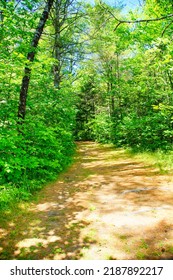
(0, 119, 75, 209)
(112, 112, 173, 151)
(90, 112, 113, 143)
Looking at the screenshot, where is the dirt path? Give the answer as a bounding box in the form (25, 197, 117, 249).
(0, 141, 173, 260)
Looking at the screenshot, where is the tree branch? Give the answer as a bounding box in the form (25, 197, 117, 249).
(98, 1, 173, 31)
(113, 14, 173, 31)
(162, 20, 173, 36)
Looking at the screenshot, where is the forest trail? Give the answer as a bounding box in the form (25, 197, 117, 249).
(1, 141, 173, 260)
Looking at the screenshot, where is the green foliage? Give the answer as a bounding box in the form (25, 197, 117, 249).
(0, 118, 75, 209)
(1, 0, 173, 209)
(73, 0, 173, 152)
(113, 111, 173, 151)
(90, 111, 113, 143)
(74, 73, 100, 140)
(0, 0, 78, 209)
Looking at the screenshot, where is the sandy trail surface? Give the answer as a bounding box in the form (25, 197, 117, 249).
(0, 142, 173, 260)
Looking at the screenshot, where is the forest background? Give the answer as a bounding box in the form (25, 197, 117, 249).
(0, 0, 173, 209)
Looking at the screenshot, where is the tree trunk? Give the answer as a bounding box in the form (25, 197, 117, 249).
(167, 70, 173, 91)
(18, 0, 54, 122)
(53, 0, 62, 89)
(0, 0, 7, 24)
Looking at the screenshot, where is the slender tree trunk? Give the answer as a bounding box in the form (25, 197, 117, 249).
(0, 0, 7, 25)
(116, 53, 122, 119)
(53, 0, 78, 89)
(116, 53, 120, 94)
(167, 70, 173, 91)
(110, 66, 115, 116)
(53, 0, 62, 89)
(18, 0, 54, 122)
(0, 10, 4, 23)
(167, 70, 173, 103)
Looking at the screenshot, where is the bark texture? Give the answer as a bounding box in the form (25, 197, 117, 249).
(18, 0, 54, 121)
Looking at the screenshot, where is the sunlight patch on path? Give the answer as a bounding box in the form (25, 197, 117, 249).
(0, 141, 173, 260)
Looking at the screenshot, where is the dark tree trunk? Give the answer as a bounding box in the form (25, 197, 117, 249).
(18, 0, 54, 122)
(167, 70, 173, 91)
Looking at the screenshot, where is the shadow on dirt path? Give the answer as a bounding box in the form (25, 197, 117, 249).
(0, 142, 173, 260)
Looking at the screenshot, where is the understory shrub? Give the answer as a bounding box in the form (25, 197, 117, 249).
(113, 112, 173, 151)
(0, 119, 75, 209)
(89, 112, 113, 143)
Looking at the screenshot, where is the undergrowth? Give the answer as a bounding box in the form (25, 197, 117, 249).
(127, 148, 173, 174)
(0, 119, 76, 211)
